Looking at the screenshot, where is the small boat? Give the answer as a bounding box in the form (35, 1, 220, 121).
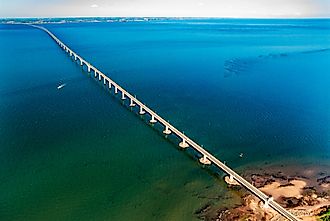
(239, 153, 243, 158)
(57, 83, 66, 90)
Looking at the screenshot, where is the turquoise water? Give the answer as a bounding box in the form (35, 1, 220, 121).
(0, 19, 330, 220)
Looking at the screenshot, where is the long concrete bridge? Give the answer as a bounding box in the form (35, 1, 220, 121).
(30, 24, 300, 221)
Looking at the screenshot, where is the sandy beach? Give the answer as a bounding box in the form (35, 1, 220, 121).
(196, 163, 330, 220)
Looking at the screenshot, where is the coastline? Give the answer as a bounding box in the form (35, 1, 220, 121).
(196, 162, 330, 220)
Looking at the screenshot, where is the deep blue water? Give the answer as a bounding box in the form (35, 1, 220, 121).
(0, 19, 329, 220)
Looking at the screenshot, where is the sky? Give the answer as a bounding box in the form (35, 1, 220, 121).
(0, 0, 329, 18)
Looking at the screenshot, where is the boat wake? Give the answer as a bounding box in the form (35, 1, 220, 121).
(57, 83, 66, 90)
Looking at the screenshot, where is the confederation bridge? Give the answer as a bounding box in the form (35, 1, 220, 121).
(30, 24, 300, 221)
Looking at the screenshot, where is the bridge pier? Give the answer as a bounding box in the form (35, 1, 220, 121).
(94, 70, 97, 77)
(179, 138, 189, 148)
(150, 115, 157, 124)
(87, 65, 91, 72)
(108, 82, 112, 89)
(121, 92, 126, 100)
(163, 125, 171, 135)
(263, 196, 273, 209)
(129, 98, 136, 107)
(80, 60, 83, 66)
(139, 106, 146, 115)
(115, 87, 118, 94)
(199, 155, 211, 165)
(98, 74, 102, 81)
(103, 78, 107, 85)
(229, 174, 234, 182)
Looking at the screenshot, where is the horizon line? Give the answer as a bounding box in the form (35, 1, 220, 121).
(1, 16, 330, 19)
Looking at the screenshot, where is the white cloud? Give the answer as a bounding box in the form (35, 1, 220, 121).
(90, 4, 99, 8)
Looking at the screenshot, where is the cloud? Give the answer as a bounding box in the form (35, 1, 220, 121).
(90, 4, 99, 8)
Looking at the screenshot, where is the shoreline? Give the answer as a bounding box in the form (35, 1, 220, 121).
(196, 162, 330, 220)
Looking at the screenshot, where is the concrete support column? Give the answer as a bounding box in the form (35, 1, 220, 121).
(150, 115, 157, 123)
(121, 92, 126, 100)
(263, 197, 273, 209)
(179, 138, 189, 148)
(108, 82, 112, 89)
(130, 98, 136, 107)
(87, 65, 91, 72)
(115, 87, 118, 94)
(264, 201, 269, 209)
(229, 174, 234, 182)
(80, 60, 83, 66)
(74, 55, 77, 61)
(104, 78, 106, 85)
(139, 106, 146, 115)
(94, 71, 97, 77)
(163, 125, 171, 135)
(98, 74, 101, 81)
(199, 155, 211, 165)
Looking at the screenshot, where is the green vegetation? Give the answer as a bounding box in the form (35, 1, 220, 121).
(319, 208, 330, 221)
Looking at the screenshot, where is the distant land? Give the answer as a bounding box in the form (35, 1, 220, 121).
(1, 17, 329, 25)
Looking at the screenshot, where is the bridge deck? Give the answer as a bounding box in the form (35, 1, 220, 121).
(29, 24, 300, 221)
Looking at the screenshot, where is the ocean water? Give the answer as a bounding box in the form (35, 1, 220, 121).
(0, 19, 329, 220)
